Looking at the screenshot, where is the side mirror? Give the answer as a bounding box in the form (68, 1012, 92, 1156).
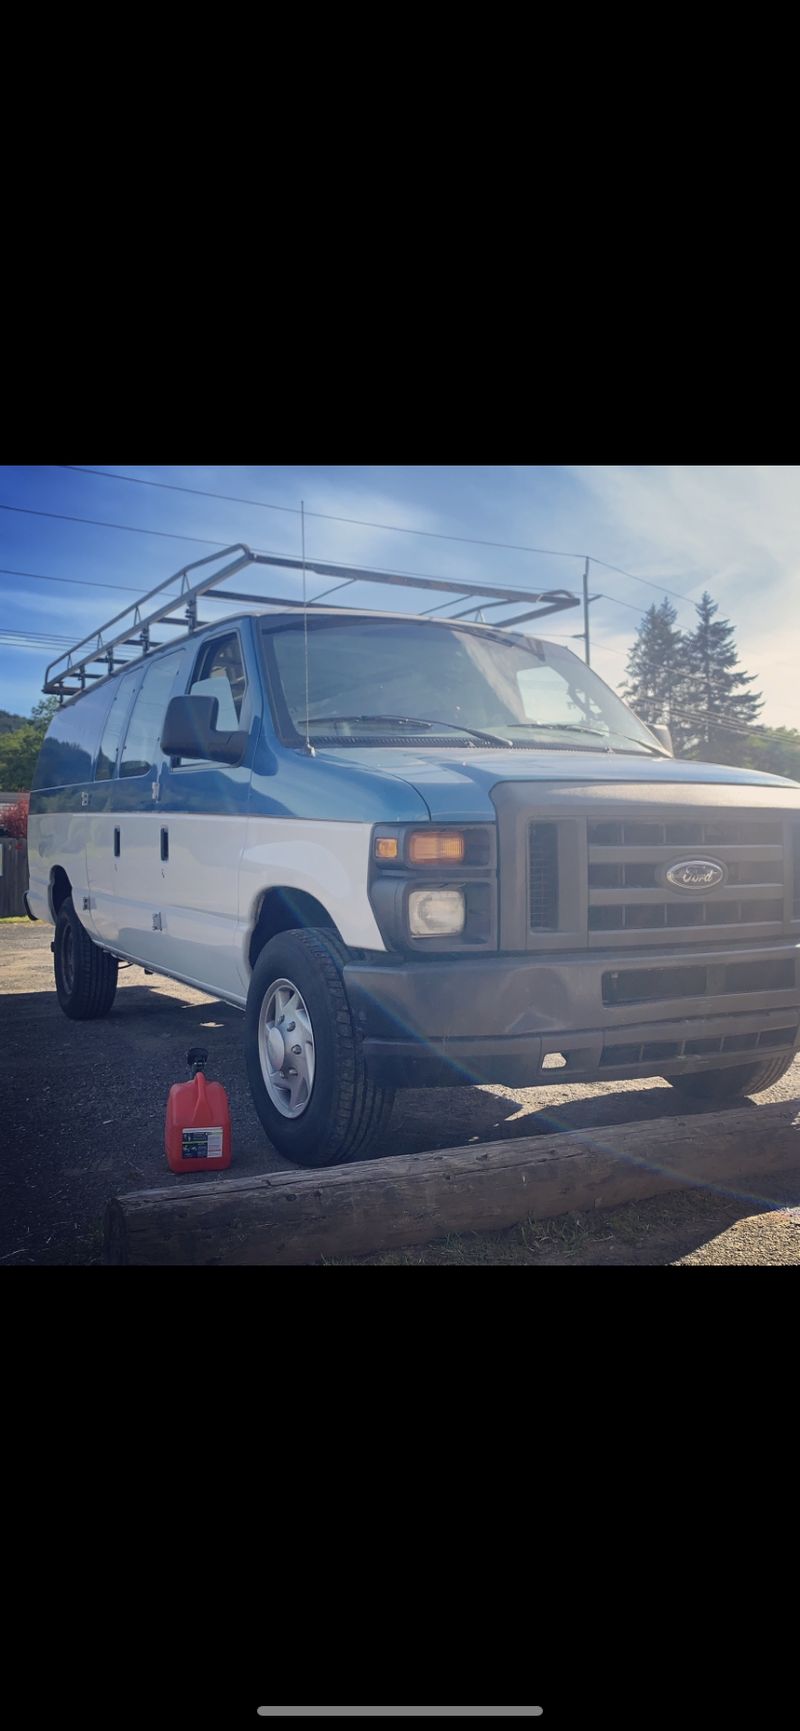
(648, 722, 674, 755)
(161, 694, 248, 766)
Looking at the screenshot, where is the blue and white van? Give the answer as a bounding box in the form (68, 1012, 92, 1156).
(27, 548, 800, 1166)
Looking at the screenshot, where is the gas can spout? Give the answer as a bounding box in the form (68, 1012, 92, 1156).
(187, 1046, 208, 1077)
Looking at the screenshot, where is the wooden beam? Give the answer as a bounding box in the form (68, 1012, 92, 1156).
(103, 1098, 800, 1266)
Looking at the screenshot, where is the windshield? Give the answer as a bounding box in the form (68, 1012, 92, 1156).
(262, 617, 663, 754)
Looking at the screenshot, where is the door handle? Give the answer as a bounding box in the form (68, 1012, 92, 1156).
(160, 828, 169, 862)
(114, 828, 121, 857)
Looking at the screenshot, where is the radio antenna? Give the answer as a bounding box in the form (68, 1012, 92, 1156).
(301, 499, 315, 756)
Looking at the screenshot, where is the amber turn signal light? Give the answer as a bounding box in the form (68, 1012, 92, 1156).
(374, 837, 400, 861)
(408, 830, 466, 864)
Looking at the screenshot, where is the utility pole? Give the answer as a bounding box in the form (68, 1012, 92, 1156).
(583, 557, 591, 666)
(571, 562, 599, 664)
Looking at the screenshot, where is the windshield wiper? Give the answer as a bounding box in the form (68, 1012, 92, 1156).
(502, 722, 666, 756)
(503, 723, 610, 738)
(304, 714, 513, 748)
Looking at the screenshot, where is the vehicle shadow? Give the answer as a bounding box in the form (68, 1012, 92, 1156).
(384, 1073, 765, 1158)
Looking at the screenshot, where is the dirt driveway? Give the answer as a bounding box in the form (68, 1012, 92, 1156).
(2, 922, 800, 1265)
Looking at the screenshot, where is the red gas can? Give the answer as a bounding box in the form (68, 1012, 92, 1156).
(165, 1047, 232, 1174)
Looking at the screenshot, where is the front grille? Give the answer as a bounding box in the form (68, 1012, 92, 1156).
(602, 957, 795, 1006)
(588, 814, 786, 944)
(529, 823, 559, 929)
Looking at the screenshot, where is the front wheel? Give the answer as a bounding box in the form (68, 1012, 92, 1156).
(668, 1051, 796, 1102)
(54, 895, 118, 1019)
(244, 927, 394, 1167)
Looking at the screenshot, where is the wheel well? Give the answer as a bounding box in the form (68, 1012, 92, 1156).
(248, 888, 340, 970)
(50, 867, 72, 919)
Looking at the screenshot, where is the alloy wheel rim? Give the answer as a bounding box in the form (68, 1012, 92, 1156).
(258, 977, 316, 1119)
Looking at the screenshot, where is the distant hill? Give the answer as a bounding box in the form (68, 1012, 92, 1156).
(0, 709, 27, 736)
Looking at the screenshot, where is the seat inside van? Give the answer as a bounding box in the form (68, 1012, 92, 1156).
(189, 674, 240, 730)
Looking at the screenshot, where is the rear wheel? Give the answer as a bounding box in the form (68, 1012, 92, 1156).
(54, 895, 118, 1020)
(245, 927, 394, 1167)
(668, 1051, 796, 1102)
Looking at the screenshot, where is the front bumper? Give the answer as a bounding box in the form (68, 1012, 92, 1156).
(344, 939, 800, 1088)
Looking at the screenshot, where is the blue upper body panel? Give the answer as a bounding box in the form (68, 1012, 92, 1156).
(248, 734, 430, 822)
(305, 745, 800, 822)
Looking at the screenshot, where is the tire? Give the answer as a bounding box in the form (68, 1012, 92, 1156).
(245, 927, 394, 1167)
(54, 895, 118, 1020)
(668, 1051, 796, 1102)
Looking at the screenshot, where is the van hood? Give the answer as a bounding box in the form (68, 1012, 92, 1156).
(314, 744, 800, 822)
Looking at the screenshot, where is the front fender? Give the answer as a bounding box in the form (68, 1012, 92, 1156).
(240, 817, 386, 952)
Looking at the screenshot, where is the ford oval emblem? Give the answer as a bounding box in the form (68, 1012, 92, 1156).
(665, 858, 726, 891)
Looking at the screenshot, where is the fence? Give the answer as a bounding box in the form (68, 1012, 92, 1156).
(0, 839, 29, 917)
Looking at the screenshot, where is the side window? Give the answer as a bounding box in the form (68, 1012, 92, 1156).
(189, 633, 247, 725)
(95, 674, 137, 780)
(175, 632, 248, 767)
(32, 683, 113, 791)
(119, 653, 183, 779)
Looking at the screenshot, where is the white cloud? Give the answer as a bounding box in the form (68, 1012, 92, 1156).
(551, 466, 800, 727)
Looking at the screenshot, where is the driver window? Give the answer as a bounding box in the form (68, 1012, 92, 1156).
(190, 633, 247, 721)
(177, 632, 247, 766)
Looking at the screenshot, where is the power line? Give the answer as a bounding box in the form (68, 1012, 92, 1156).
(666, 703, 771, 735)
(0, 501, 231, 550)
(0, 509, 561, 596)
(0, 633, 74, 646)
(588, 558, 693, 603)
(597, 592, 655, 616)
(55, 465, 697, 604)
(0, 566, 147, 595)
(55, 467, 591, 561)
(640, 700, 796, 739)
(0, 626, 73, 639)
(61, 466, 302, 516)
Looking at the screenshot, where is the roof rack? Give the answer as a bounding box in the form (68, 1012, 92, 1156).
(43, 543, 581, 701)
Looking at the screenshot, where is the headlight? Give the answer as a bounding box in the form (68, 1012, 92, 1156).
(408, 888, 466, 937)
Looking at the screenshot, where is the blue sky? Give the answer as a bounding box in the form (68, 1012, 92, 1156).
(1, 464, 798, 726)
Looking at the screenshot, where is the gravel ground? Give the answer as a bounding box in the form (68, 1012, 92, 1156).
(2, 922, 800, 1266)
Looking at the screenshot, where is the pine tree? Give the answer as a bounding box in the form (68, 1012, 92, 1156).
(619, 598, 691, 752)
(681, 592, 763, 760)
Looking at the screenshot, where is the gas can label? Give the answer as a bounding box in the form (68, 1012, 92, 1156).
(181, 1127, 224, 1160)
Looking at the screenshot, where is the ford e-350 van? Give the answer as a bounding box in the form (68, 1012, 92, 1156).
(27, 545, 800, 1166)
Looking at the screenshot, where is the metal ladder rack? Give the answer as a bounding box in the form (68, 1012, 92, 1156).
(43, 543, 581, 701)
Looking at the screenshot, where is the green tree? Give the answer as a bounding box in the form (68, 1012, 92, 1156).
(715, 725, 800, 780)
(0, 725, 45, 790)
(681, 592, 763, 759)
(29, 695, 59, 726)
(619, 598, 691, 753)
(0, 695, 59, 790)
(0, 708, 27, 736)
